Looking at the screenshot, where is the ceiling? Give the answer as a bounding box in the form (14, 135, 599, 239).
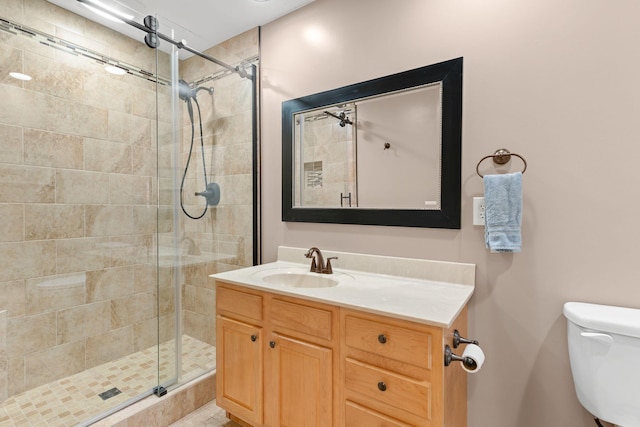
(47, 0, 315, 57)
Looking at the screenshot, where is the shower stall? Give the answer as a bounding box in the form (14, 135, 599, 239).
(0, 0, 259, 425)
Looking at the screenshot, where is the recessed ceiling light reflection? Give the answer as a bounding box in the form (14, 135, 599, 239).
(80, 0, 134, 23)
(9, 72, 32, 81)
(104, 65, 127, 75)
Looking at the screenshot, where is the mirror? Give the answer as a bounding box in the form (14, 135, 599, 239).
(282, 57, 462, 228)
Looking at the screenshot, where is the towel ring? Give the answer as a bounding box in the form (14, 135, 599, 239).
(476, 149, 527, 178)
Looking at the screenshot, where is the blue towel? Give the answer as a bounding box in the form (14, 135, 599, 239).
(483, 172, 522, 253)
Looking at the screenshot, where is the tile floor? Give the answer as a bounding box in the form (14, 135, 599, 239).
(0, 335, 215, 427)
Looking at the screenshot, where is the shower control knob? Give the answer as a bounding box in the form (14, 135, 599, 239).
(378, 334, 387, 344)
(250, 335, 257, 342)
(269, 341, 276, 349)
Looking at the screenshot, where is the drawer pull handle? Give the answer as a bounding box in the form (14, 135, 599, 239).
(377, 381, 387, 392)
(250, 335, 257, 342)
(269, 340, 276, 348)
(378, 334, 387, 344)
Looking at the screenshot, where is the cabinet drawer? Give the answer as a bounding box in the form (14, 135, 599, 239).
(345, 358, 431, 419)
(345, 314, 432, 369)
(217, 285, 263, 322)
(271, 298, 333, 341)
(345, 401, 414, 427)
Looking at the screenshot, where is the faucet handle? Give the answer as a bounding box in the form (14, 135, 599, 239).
(324, 257, 338, 274)
(309, 257, 317, 272)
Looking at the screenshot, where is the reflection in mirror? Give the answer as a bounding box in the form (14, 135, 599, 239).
(294, 83, 443, 209)
(283, 57, 462, 228)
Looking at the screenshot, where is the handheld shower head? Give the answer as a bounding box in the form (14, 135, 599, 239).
(178, 80, 213, 102)
(178, 79, 193, 101)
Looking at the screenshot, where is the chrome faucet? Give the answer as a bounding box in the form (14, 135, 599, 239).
(304, 247, 337, 274)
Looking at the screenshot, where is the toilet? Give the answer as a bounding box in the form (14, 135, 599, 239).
(563, 302, 640, 427)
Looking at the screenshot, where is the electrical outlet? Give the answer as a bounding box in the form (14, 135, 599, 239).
(473, 197, 485, 226)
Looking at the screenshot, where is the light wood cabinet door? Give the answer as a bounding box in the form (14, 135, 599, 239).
(216, 316, 264, 426)
(266, 333, 333, 427)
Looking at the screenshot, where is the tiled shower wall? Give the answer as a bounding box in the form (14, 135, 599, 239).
(178, 28, 258, 346)
(0, 0, 173, 400)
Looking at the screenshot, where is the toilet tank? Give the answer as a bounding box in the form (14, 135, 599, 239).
(563, 302, 640, 427)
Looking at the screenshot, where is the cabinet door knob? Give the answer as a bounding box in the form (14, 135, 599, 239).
(269, 340, 276, 348)
(378, 334, 387, 344)
(377, 381, 387, 392)
(250, 335, 257, 342)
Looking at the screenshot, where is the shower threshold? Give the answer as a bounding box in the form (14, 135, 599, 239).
(0, 335, 215, 427)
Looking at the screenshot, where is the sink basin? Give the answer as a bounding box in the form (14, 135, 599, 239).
(262, 273, 338, 288)
(252, 267, 339, 288)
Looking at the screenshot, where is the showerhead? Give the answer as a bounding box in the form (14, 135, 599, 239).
(178, 79, 214, 102)
(178, 79, 193, 102)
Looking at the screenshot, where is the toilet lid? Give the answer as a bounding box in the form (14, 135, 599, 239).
(563, 302, 640, 339)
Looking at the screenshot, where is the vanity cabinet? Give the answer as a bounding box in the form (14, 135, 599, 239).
(216, 285, 264, 425)
(216, 282, 339, 427)
(341, 309, 467, 426)
(216, 281, 467, 427)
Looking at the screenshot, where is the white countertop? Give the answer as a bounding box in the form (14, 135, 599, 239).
(212, 251, 475, 328)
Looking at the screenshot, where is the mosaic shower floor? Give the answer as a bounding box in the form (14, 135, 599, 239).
(0, 335, 215, 427)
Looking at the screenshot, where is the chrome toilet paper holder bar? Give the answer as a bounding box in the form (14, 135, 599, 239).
(444, 345, 478, 370)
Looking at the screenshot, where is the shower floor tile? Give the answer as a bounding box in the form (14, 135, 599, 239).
(0, 335, 215, 427)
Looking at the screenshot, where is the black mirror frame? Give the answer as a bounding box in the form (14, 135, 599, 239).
(282, 57, 462, 228)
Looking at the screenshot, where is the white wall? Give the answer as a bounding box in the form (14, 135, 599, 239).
(260, 1, 640, 426)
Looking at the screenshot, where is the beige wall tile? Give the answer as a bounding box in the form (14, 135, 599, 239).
(133, 264, 156, 294)
(24, 204, 84, 240)
(23, 129, 83, 169)
(131, 138, 157, 177)
(108, 110, 151, 146)
(0, 164, 55, 203)
(0, 204, 24, 242)
(85, 326, 133, 369)
(55, 169, 109, 204)
(25, 273, 86, 316)
(55, 237, 112, 274)
(0, 124, 22, 165)
(0, 0, 24, 23)
(0, 310, 7, 402)
(0, 280, 26, 318)
(85, 205, 134, 237)
(82, 71, 133, 114)
(7, 312, 56, 357)
(111, 292, 156, 330)
(0, 241, 56, 282)
(84, 138, 132, 174)
(110, 175, 152, 205)
(133, 206, 158, 235)
(86, 266, 134, 303)
(7, 356, 24, 397)
(23, 51, 86, 102)
(0, 43, 23, 89)
(24, 340, 85, 390)
(57, 301, 110, 345)
(183, 310, 214, 346)
(0, 85, 108, 139)
(108, 234, 154, 267)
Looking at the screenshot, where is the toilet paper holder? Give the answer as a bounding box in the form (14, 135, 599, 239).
(444, 330, 481, 370)
(453, 329, 478, 348)
(444, 345, 478, 370)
